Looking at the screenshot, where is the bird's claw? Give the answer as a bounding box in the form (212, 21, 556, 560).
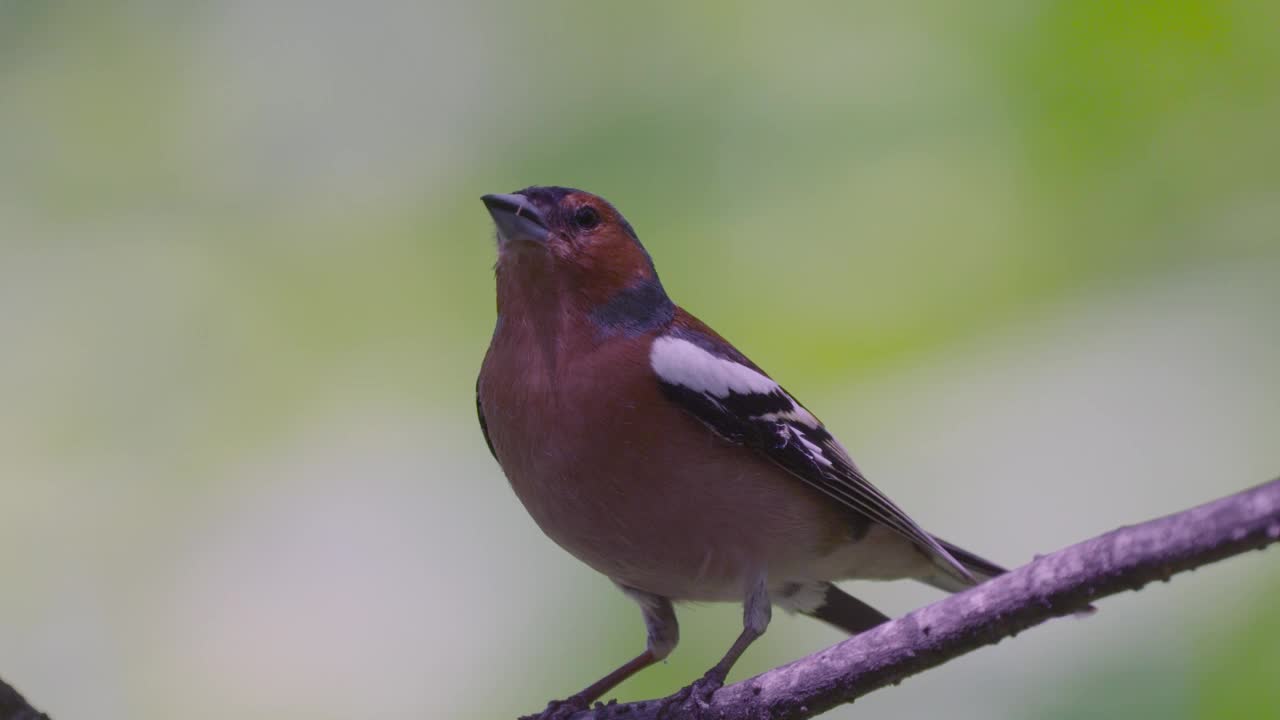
(656, 669, 725, 720)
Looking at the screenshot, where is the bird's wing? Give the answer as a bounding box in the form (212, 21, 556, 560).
(649, 313, 974, 586)
(476, 376, 497, 461)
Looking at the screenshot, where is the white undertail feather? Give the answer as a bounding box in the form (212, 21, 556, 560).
(775, 582, 827, 614)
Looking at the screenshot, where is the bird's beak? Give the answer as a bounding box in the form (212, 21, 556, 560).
(481, 193, 550, 246)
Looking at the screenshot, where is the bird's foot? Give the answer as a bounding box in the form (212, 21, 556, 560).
(656, 669, 726, 720)
(520, 693, 590, 720)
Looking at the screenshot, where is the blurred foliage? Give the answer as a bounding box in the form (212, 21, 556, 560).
(1, 1, 1278, 719)
(1193, 573, 1280, 718)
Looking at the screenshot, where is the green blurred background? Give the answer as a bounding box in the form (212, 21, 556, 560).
(2, 1, 1279, 718)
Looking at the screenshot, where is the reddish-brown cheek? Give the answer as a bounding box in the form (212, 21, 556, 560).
(571, 231, 654, 306)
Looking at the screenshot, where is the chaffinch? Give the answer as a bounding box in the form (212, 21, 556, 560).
(476, 186, 1005, 718)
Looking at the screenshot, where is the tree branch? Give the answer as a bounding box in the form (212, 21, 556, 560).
(5, 479, 1278, 720)
(0, 676, 50, 720)
(558, 477, 1280, 720)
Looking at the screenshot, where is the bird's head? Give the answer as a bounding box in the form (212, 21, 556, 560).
(482, 186, 673, 336)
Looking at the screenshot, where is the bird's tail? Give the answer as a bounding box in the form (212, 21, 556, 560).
(920, 537, 1007, 593)
(795, 582, 890, 636)
(922, 537, 1097, 616)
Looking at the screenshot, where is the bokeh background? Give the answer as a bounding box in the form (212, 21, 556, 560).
(3, 2, 1279, 719)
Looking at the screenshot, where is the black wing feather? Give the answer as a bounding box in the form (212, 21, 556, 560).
(476, 377, 496, 461)
(657, 376, 973, 586)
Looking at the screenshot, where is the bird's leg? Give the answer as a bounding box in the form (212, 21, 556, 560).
(526, 588, 677, 720)
(659, 574, 770, 719)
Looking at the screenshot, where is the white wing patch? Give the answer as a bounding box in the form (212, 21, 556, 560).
(650, 336, 778, 397)
(651, 336, 821, 426)
(791, 428, 834, 467)
(760, 408, 820, 429)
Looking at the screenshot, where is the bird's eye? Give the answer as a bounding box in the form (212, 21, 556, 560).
(572, 206, 600, 230)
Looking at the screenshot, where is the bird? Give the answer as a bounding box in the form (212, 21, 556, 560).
(475, 186, 1007, 719)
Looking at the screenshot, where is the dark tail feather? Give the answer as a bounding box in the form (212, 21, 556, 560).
(921, 537, 1007, 593)
(925, 537, 1098, 616)
(803, 583, 890, 635)
(937, 537, 1007, 579)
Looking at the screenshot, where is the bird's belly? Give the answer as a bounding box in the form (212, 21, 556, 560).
(530, 501, 789, 602)
(504, 443, 852, 602)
